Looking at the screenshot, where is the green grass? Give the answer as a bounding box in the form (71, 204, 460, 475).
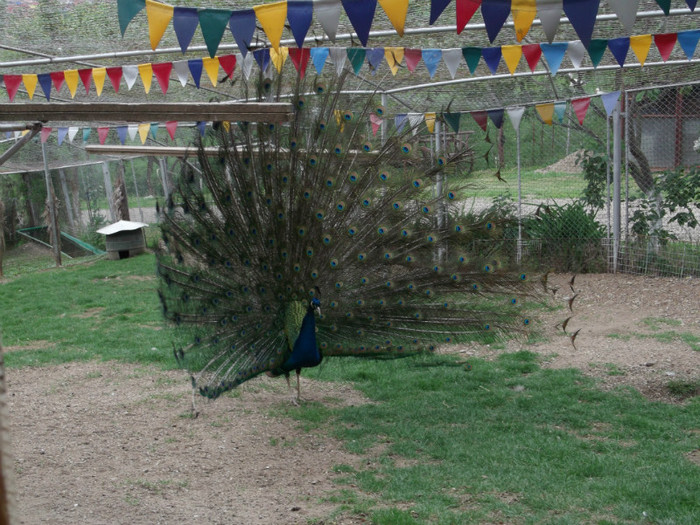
(1, 252, 700, 524)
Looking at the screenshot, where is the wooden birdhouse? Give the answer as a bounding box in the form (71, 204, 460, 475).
(96, 220, 148, 260)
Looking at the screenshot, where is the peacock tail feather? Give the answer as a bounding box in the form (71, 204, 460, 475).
(157, 72, 539, 399)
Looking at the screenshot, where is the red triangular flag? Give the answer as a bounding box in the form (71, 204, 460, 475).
(288, 48, 310, 78)
(572, 97, 591, 125)
(78, 68, 92, 94)
(40, 127, 52, 143)
(165, 121, 178, 140)
(106, 67, 123, 93)
(3, 74, 22, 102)
(97, 127, 110, 145)
(654, 33, 677, 62)
(218, 54, 237, 79)
(471, 110, 488, 132)
(152, 62, 173, 94)
(404, 48, 422, 72)
(50, 71, 65, 92)
(457, 0, 482, 34)
(522, 44, 542, 72)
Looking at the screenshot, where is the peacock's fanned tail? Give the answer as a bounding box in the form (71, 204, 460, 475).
(157, 73, 538, 399)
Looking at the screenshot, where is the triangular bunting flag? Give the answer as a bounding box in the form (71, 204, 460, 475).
(329, 47, 347, 76)
(501, 45, 522, 74)
(188, 59, 203, 88)
(655, 0, 671, 15)
(487, 109, 505, 129)
(173, 60, 190, 86)
(512, 0, 537, 42)
(138, 63, 153, 94)
(173, 7, 199, 54)
(128, 124, 139, 141)
(456, 0, 481, 34)
(471, 111, 488, 132)
(138, 123, 150, 144)
(608, 37, 630, 67)
(571, 97, 591, 125)
(424, 112, 437, 133)
(165, 121, 178, 140)
(341, 0, 377, 47)
(97, 127, 110, 145)
(443, 112, 461, 133)
(408, 113, 424, 135)
(202, 57, 220, 86)
(93, 68, 106, 96)
(370, 113, 383, 136)
(240, 52, 254, 80)
(64, 69, 79, 98)
(601, 91, 621, 117)
(311, 47, 330, 74)
(106, 67, 122, 93)
(429, 0, 451, 24)
(145, 0, 174, 51)
(522, 43, 542, 72)
(253, 48, 271, 74)
(153, 62, 173, 93)
(38, 73, 52, 100)
(150, 123, 159, 140)
(199, 8, 232, 58)
(229, 9, 256, 56)
(686, 0, 697, 10)
(507, 107, 526, 132)
(219, 55, 237, 79)
(587, 39, 608, 68)
(535, 103, 555, 125)
(366, 47, 385, 75)
(629, 34, 652, 66)
(270, 46, 289, 73)
(422, 49, 442, 78)
(677, 29, 700, 60)
(540, 42, 568, 75)
(346, 48, 366, 75)
(289, 47, 311, 77)
(462, 47, 482, 74)
(122, 65, 139, 90)
(315, 0, 342, 42)
(57, 127, 68, 146)
(253, 2, 287, 51)
(384, 47, 404, 76)
(608, 0, 640, 34)
(78, 68, 92, 95)
(288, 1, 313, 47)
(119, 0, 145, 36)
(654, 33, 677, 62)
(378, 0, 409, 36)
(22, 74, 38, 100)
(395, 113, 408, 133)
(197, 121, 207, 137)
(404, 48, 422, 72)
(40, 127, 52, 143)
(82, 127, 91, 143)
(538, 0, 563, 44)
(50, 71, 65, 93)
(481, 0, 511, 43)
(563, 0, 600, 48)
(442, 48, 462, 79)
(567, 40, 586, 69)
(68, 126, 80, 143)
(482, 47, 502, 74)
(117, 126, 128, 145)
(553, 101, 567, 123)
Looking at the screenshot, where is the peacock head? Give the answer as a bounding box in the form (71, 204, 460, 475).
(310, 296, 321, 316)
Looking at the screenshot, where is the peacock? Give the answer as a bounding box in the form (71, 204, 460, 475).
(157, 72, 538, 405)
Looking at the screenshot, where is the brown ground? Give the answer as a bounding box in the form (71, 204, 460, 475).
(4, 273, 700, 524)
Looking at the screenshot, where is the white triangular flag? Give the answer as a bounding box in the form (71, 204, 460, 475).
(68, 126, 80, 143)
(408, 113, 423, 136)
(568, 40, 586, 69)
(507, 107, 526, 132)
(241, 52, 255, 80)
(122, 65, 139, 90)
(537, 0, 563, 44)
(314, 0, 342, 42)
(173, 60, 190, 87)
(128, 124, 139, 141)
(329, 47, 347, 76)
(442, 48, 463, 79)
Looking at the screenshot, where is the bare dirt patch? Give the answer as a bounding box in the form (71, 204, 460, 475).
(4, 273, 700, 523)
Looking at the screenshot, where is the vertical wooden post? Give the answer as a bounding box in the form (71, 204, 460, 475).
(41, 141, 62, 267)
(58, 168, 75, 232)
(159, 157, 170, 201)
(102, 161, 116, 222)
(130, 160, 145, 223)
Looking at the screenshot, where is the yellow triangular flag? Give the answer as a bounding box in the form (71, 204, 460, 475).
(64, 69, 79, 98)
(138, 123, 150, 144)
(425, 112, 436, 133)
(270, 46, 289, 73)
(384, 47, 404, 76)
(222, 121, 231, 132)
(512, 0, 537, 42)
(378, 0, 409, 37)
(630, 34, 652, 67)
(501, 45, 522, 75)
(202, 57, 220, 86)
(253, 1, 287, 51)
(21, 130, 29, 137)
(138, 63, 153, 94)
(145, 0, 174, 51)
(92, 67, 106, 96)
(22, 74, 38, 100)
(536, 103, 555, 125)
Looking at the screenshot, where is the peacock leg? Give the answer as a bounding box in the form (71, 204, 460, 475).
(285, 372, 297, 405)
(295, 369, 302, 405)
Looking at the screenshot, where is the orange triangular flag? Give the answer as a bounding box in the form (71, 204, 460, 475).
(536, 103, 555, 125)
(501, 45, 522, 74)
(630, 34, 652, 67)
(202, 57, 220, 86)
(22, 74, 38, 100)
(424, 112, 436, 133)
(64, 69, 79, 98)
(511, 0, 537, 42)
(253, 2, 287, 50)
(138, 63, 153, 94)
(145, 0, 174, 51)
(92, 68, 107, 96)
(384, 47, 404, 76)
(378, 0, 409, 37)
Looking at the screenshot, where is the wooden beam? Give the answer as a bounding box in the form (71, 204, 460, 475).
(85, 145, 220, 157)
(0, 102, 294, 123)
(0, 125, 41, 167)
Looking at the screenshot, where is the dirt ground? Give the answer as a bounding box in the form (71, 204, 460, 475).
(4, 273, 700, 524)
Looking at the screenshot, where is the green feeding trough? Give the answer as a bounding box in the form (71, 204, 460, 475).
(96, 220, 149, 260)
(17, 226, 105, 258)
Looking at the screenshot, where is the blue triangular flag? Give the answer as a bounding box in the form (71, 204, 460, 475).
(395, 114, 408, 133)
(37, 73, 52, 101)
(601, 91, 621, 117)
(540, 42, 569, 75)
(173, 7, 199, 54)
(563, 0, 601, 48)
(188, 59, 203, 88)
(366, 47, 384, 75)
(150, 123, 159, 140)
(482, 47, 503, 74)
(57, 127, 68, 146)
(253, 48, 271, 74)
(554, 102, 567, 123)
(197, 121, 207, 137)
(310, 47, 330, 74)
(229, 9, 256, 57)
(116, 126, 128, 145)
(686, 0, 697, 11)
(341, 0, 377, 47)
(429, 0, 451, 24)
(487, 109, 505, 129)
(422, 49, 442, 78)
(607, 37, 630, 67)
(287, 1, 313, 48)
(482, 0, 511, 43)
(677, 29, 700, 59)
(82, 127, 91, 142)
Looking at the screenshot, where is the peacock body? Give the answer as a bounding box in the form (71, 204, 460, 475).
(157, 73, 537, 401)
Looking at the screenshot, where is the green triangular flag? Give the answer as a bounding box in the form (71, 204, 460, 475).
(443, 112, 462, 133)
(347, 48, 367, 75)
(587, 39, 608, 68)
(198, 8, 232, 58)
(462, 47, 482, 74)
(655, 0, 671, 15)
(118, 0, 146, 37)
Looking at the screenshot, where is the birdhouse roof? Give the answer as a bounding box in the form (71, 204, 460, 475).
(96, 220, 149, 236)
